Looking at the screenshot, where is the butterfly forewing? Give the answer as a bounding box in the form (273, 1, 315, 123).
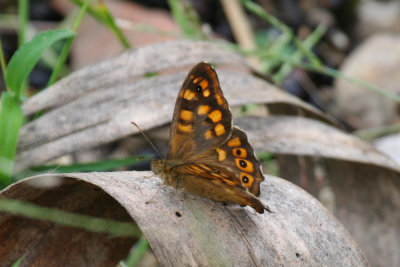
(168, 62, 233, 159)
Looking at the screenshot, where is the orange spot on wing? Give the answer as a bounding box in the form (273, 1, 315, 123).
(240, 172, 254, 188)
(227, 137, 241, 147)
(183, 89, 196, 100)
(215, 94, 224, 105)
(203, 89, 211, 97)
(235, 158, 254, 173)
(233, 148, 247, 158)
(204, 130, 213, 139)
(193, 77, 201, 83)
(208, 110, 222, 123)
(214, 123, 225, 136)
(180, 110, 193, 121)
(198, 105, 210, 115)
(178, 123, 192, 133)
(216, 148, 226, 161)
(199, 79, 209, 89)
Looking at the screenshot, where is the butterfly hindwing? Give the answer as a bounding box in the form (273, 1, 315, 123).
(219, 127, 264, 196)
(194, 127, 264, 196)
(168, 62, 233, 159)
(167, 165, 267, 213)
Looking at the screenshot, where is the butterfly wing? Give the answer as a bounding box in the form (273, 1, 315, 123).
(168, 62, 233, 159)
(170, 127, 269, 213)
(170, 166, 268, 213)
(159, 61, 270, 213)
(196, 127, 265, 197)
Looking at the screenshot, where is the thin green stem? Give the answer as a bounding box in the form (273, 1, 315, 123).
(11, 258, 22, 267)
(0, 37, 9, 92)
(123, 237, 150, 267)
(48, 0, 91, 86)
(354, 123, 400, 142)
(70, 0, 131, 48)
(316, 65, 400, 103)
(97, 2, 131, 48)
(241, 0, 322, 67)
(261, 34, 291, 74)
(167, 0, 206, 39)
(273, 24, 326, 84)
(270, 53, 400, 103)
(17, 0, 29, 99)
(0, 197, 142, 237)
(18, 0, 28, 46)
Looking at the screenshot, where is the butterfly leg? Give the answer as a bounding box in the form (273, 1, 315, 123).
(145, 182, 163, 204)
(143, 173, 157, 179)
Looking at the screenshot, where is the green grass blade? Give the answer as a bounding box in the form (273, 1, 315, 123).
(11, 258, 22, 267)
(5, 28, 75, 98)
(15, 156, 150, 180)
(17, 0, 28, 46)
(261, 34, 292, 74)
(123, 236, 149, 267)
(48, 0, 90, 86)
(0, 92, 23, 186)
(273, 24, 326, 84)
(0, 38, 8, 88)
(94, 1, 131, 48)
(0, 197, 142, 237)
(354, 123, 400, 142)
(241, 0, 322, 67)
(167, 0, 206, 39)
(268, 52, 400, 104)
(70, 0, 131, 49)
(33, 156, 149, 172)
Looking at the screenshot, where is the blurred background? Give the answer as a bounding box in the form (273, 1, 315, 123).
(1, 1, 400, 266)
(1, 0, 399, 133)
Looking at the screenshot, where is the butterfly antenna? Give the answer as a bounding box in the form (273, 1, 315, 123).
(130, 122, 162, 159)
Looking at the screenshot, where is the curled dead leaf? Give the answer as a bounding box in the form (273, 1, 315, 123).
(0, 172, 368, 266)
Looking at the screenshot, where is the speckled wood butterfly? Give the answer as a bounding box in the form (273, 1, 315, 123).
(151, 62, 271, 214)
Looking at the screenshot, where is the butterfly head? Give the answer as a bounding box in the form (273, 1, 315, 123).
(151, 159, 166, 175)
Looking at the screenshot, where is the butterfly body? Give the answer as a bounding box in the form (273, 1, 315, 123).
(151, 62, 270, 214)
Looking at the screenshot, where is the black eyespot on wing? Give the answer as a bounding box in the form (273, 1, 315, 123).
(242, 175, 249, 183)
(195, 85, 202, 92)
(235, 149, 242, 156)
(239, 160, 247, 168)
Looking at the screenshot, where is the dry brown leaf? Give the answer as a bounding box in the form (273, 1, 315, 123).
(0, 172, 368, 266)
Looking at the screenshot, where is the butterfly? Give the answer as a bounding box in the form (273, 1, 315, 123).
(151, 62, 271, 214)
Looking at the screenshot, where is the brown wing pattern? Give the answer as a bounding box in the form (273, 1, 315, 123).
(168, 62, 233, 159)
(193, 127, 264, 197)
(160, 62, 269, 213)
(171, 163, 268, 213)
(217, 127, 264, 196)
